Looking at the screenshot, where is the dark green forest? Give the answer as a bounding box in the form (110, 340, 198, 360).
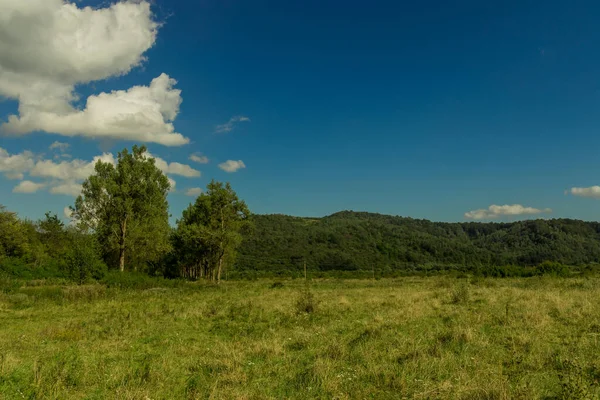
(235, 211, 600, 278)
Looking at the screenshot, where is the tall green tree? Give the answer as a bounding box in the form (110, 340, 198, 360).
(71, 145, 171, 272)
(174, 180, 251, 282)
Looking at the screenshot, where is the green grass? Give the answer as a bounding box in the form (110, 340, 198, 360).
(1, 277, 600, 399)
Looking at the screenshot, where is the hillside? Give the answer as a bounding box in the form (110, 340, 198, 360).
(236, 211, 600, 275)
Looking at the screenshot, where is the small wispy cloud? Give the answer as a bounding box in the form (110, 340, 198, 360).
(49, 141, 70, 152)
(185, 187, 203, 197)
(215, 115, 250, 133)
(464, 204, 552, 220)
(189, 153, 209, 164)
(63, 207, 73, 219)
(218, 160, 246, 173)
(569, 186, 600, 199)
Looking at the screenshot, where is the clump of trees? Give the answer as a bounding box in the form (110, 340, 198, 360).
(171, 181, 251, 283)
(1, 145, 251, 284)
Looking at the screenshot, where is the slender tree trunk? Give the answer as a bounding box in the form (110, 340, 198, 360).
(119, 217, 127, 272)
(217, 255, 223, 284)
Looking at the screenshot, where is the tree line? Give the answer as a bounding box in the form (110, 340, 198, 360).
(3, 146, 600, 282)
(235, 211, 600, 278)
(0, 145, 250, 283)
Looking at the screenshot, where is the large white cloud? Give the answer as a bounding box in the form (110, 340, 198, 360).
(30, 153, 115, 181)
(49, 182, 82, 197)
(465, 204, 552, 220)
(0, 1, 188, 146)
(570, 186, 600, 199)
(0, 147, 35, 179)
(218, 160, 246, 173)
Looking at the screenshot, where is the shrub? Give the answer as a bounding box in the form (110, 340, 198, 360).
(537, 261, 570, 277)
(65, 235, 107, 284)
(101, 271, 185, 290)
(450, 282, 470, 304)
(295, 286, 317, 314)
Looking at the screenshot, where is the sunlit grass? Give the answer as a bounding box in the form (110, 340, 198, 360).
(1, 276, 599, 399)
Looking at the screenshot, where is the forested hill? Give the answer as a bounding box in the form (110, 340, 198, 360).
(236, 211, 600, 275)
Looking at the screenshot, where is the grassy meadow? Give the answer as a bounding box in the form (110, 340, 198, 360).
(1, 276, 600, 399)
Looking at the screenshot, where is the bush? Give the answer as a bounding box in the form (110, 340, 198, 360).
(450, 282, 470, 304)
(537, 261, 570, 277)
(101, 271, 185, 290)
(65, 235, 107, 284)
(0, 257, 65, 280)
(295, 286, 317, 314)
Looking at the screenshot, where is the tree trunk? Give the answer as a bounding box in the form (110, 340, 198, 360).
(217, 255, 223, 284)
(119, 217, 127, 272)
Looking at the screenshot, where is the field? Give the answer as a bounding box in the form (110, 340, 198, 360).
(1, 277, 600, 399)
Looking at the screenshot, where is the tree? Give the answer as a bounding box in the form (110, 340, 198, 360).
(72, 145, 171, 272)
(0, 205, 30, 261)
(38, 212, 68, 259)
(174, 180, 251, 283)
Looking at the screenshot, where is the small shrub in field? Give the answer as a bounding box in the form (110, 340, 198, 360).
(295, 287, 317, 314)
(450, 282, 470, 304)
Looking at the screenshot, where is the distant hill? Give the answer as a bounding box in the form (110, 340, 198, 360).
(235, 211, 600, 276)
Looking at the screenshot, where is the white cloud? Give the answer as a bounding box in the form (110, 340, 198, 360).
(0, 1, 188, 146)
(0, 147, 35, 179)
(146, 152, 200, 177)
(189, 154, 209, 164)
(12, 180, 45, 194)
(215, 115, 251, 133)
(218, 160, 246, 173)
(30, 153, 115, 181)
(185, 187, 203, 197)
(49, 141, 69, 152)
(167, 177, 176, 192)
(49, 182, 82, 197)
(63, 206, 73, 219)
(465, 204, 552, 220)
(570, 186, 600, 199)
(1, 145, 195, 197)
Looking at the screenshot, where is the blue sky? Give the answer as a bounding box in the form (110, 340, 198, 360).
(1, 0, 600, 223)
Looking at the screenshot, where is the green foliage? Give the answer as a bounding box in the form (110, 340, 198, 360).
(172, 180, 251, 282)
(537, 261, 571, 277)
(65, 233, 107, 284)
(72, 145, 171, 272)
(0, 258, 65, 280)
(100, 271, 185, 290)
(236, 211, 600, 276)
(0, 205, 30, 261)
